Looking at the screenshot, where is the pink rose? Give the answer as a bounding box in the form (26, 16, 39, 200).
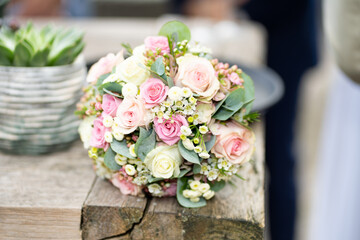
(175, 55, 220, 101)
(210, 120, 255, 165)
(154, 114, 188, 145)
(227, 72, 243, 85)
(116, 97, 148, 134)
(140, 78, 169, 109)
(111, 173, 142, 196)
(87, 51, 124, 83)
(102, 94, 122, 117)
(163, 182, 177, 197)
(144, 36, 170, 55)
(89, 116, 109, 150)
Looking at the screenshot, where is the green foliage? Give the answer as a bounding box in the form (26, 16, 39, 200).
(209, 180, 226, 192)
(205, 135, 216, 152)
(242, 112, 260, 126)
(213, 72, 255, 121)
(104, 148, 121, 170)
(110, 139, 136, 159)
(178, 140, 200, 165)
(0, 23, 84, 67)
(193, 164, 201, 174)
(121, 43, 133, 55)
(176, 177, 206, 208)
(134, 128, 156, 161)
(159, 21, 191, 42)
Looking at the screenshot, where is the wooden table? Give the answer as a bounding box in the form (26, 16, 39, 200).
(1, 18, 265, 239)
(0, 122, 264, 240)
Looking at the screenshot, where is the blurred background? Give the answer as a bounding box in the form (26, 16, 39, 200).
(1, 0, 359, 240)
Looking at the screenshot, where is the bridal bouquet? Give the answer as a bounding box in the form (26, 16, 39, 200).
(77, 21, 258, 208)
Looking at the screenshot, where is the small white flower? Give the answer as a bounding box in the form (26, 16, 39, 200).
(113, 131, 124, 141)
(152, 106, 160, 113)
(148, 183, 163, 196)
(104, 131, 113, 143)
(115, 154, 127, 165)
(122, 82, 138, 97)
(190, 180, 201, 190)
(189, 96, 197, 104)
(129, 144, 137, 157)
(124, 164, 137, 176)
(200, 163, 210, 174)
(194, 146, 202, 153)
(182, 189, 191, 198)
(180, 126, 192, 136)
(199, 151, 210, 159)
(163, 101, 172, 108)
(187, 189, 202, 198)
(190, 197, 200, 203)
(103, 115, 114, 128)
(203, 190, 215, 200)
(218, 159, 231, 170)
(228, 164, 238, 174)
(168, 86, 183, 101)
(199, 183, 210, 193)
(182, 138, 195, 150)
(199, 126, 208, 135)
(207, 169, 219, 181)
(182, 87, 192, 98)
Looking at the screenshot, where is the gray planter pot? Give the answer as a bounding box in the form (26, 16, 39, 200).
(0, 56, 86, 154)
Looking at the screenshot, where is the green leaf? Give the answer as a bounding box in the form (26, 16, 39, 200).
(96, 73, 111, 88)
(166, 76, 174, 87)
(159, 21, 191, 42)
(104, 147, 121, 170)
(176, 177, 206, 208)
(110, 139, 136, 159)
(213, 71, 255, 121)
(135, 128, 156, 161)
(178, 168, 191, 178)
(30, 48, 50, 67)
(13, 39, 33, 66)
(103, 88, 122, 98)
(235, 173, 246, 181)
(209, 180, 226, 192)
(178, 140, 200, 165)
(193, 164, 201, 174)
(205, 135, 216, 152)
(99, 82, 123, 94)
(148, 176, 164, 183)
(151, 57, 165, 76)
(121, 43, 133, 55)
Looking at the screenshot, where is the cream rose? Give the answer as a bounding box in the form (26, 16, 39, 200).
(175, 54, 220, 101)
(116, 54, 150, 86)
(78, 116, 96, 149)
(144, 145, 182, 179)
(210, 120, 255, 165)
(196, 102, 215, 124)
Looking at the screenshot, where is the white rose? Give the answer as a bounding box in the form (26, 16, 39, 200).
(116, 55, 150, 86)
(78, 116, 96, 149)
(144, 145, 182, 179)
(203, 190, 215, 200)
(122, 82, 138, 97)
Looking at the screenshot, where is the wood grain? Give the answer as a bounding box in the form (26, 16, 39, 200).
(81, 178, 147, 240)
(82, 122, 265, 240)
(0, 141, 95, 240)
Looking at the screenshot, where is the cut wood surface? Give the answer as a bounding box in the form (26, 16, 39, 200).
(0, 141, 95, 240)
(82, 122, 265, 240)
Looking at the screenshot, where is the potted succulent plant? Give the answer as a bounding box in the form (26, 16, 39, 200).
(0, 23, 86, 154)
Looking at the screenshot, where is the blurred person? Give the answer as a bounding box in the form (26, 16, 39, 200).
(308, 0, 360, 239)
(243, 1, 318, 240)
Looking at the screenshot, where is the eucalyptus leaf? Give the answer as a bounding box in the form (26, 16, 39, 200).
(166, 76, 174, 87)
(135, 128, 156, 161)
(96, 73, 111, 88)
(148, 176, 164, 183)
(178, 140, 200, 165)
(209, 180, 226, 192)
(205, 135, 216, 152)
(193, 164, 201, 174)
(151, 57, 165, 76)
(111, 139, 136, 159)
(100, 82, 122, 94)
(178, 168, 191, 178)
(176, 177, 206, 208)
(159, 21, 191, 42)
(103, 88, 122, 98)
(104, 147, 121, 170)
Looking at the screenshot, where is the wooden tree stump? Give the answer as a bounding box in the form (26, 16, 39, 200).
(81, 122, 265, 240)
